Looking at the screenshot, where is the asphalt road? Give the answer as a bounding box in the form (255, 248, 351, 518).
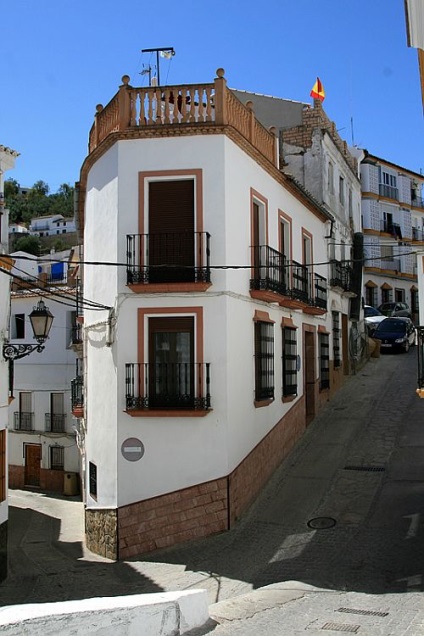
(2, 349, 424, 634)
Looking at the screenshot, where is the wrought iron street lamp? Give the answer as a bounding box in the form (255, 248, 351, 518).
(3, 299, 54, 361)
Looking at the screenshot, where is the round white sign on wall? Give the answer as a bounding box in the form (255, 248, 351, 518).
(121, 438, 145, 462)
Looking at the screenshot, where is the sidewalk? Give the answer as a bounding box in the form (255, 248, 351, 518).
(2, 352, 424, 635)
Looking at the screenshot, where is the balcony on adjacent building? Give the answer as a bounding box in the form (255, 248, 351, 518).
(71, 360, 84, 418)
(330, 260, 354, 293)
(14, 412, 34, 431)
(412, 227, 424, 241)
(249, 246, 327, 313)
(125, 362, 211, 414)
(126, 232, 211, 290)
(412, 194, 424, 209)
(379, 184, 399, 200)
(380, 258, 401, 272)
(381, 220, 402, 238)
(45, 413, 66, 433)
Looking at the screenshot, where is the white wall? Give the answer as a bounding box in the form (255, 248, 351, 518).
(84, 132, 339, 509)
(8, 293, 80, 474)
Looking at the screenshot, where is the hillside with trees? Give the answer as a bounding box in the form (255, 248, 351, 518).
(4, 179, 74, 225)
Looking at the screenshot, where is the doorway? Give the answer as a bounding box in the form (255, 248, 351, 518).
(148, 316, 194, 408)
(24, 444, 41, 487)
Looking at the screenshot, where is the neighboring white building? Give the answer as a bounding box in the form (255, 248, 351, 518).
(0, 143, 19, 581)
(354, 151, 424, 322)
(8, 277, 81, 494)
(8, 223, 28, 235)
(29, 214, 76, 237)
(76, 69, 366, 561)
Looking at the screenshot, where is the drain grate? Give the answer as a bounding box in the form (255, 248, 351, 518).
(344, 465, 385, 472)
(307, 517, 337, 529)
(337, 607, 389, 617)
(321, 622, 360, 633)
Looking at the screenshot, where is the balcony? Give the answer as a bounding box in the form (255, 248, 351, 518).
(249, 246, 289, 296)
(412, 227, 424, 241)
(330, 260, 354, 292)
(45, 413, 66, 433)
(126, 232, 211, 291)
(14, 412, 34, 431)
(249, 246, 327, 313)
(381, 221, 402, 238)
(412, 194, 424, 209)
(125, 362, 211, 415)
(71, 374, 84, 418)
(379, 184, 399, 200)
(71, 324, 83, 345)
(88, 70, 278, 168)
(380, 258, 401, 272)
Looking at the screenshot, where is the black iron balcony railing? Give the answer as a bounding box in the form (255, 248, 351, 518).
(330, 260, 354, 292)
(125, 362, 211, 410)
(71, 376, 84, 410)
(45, 413, 66, 433)
(250, 246, 289, 296)
(412, 227, 424, 241)
(70, 324, 83, 345)
(250, 246, 327, 309)
(14, 411, 34, 431)
(381, 220, 402, 238)
(412, 194, 424, 209)
(290, 260, 310, 303)
(379, 184, 399, 200)
(312, 272, 328, 310)
(126, 232, 211, 285)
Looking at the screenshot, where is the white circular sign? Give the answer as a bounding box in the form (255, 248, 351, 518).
(121, 438, 145, 462)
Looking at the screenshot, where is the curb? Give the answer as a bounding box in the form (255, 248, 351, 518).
(209, 581, 334, 624)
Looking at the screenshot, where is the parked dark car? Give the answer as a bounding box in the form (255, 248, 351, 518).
(372, 317, 416, 353)
(378, 301, 411, 318)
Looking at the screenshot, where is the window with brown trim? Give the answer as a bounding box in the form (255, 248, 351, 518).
(148, 180, 195, 283)
(282, 327, 297, 397)
(254, 321, 274, 402)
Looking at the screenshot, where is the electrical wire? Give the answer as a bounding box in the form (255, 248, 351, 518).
(0, 265, 110, 312)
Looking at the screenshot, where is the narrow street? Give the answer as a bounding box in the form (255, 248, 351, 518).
(2, 350, 424, 634)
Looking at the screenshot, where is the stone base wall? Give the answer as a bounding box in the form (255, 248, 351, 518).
(85, 508, 118, 560)
(0, 520, 7, 582)
(86, 393, 339, 560)
(228, 397, 306, 525)
(118, 478, 228, 559)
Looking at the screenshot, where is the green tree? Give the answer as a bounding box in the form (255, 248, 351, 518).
(14, 235, 41, 256)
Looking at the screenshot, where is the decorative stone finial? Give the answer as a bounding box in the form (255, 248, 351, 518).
(246, 100, 254, 111)
(269, 126, 277, 136)
(216, 68, 225, 78)
(95, 104, 103, 113)
(121, 75, 130, 85)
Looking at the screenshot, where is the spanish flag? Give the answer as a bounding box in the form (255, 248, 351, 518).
(310, 78, 325, 102)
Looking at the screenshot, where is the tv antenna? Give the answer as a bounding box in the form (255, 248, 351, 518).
(141, 47, 175, 86)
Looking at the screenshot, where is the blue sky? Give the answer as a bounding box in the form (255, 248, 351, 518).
(2, 0, 423, 192)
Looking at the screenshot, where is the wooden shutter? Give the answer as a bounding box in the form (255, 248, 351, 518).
(148, 180, 195, 282)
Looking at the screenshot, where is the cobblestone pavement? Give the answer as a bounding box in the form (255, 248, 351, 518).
(2, 351, 424, 634)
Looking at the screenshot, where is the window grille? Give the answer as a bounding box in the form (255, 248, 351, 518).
(50, 445, 64, 471)
(254, 321, 274, 401)
(319, 333, 330, 389)
(89, 462, 97, 498)
(282, 327, 297, 397)
(332, 311, 341, 368)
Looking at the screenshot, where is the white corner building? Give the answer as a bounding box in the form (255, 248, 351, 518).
(77, 69, 365, 560)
